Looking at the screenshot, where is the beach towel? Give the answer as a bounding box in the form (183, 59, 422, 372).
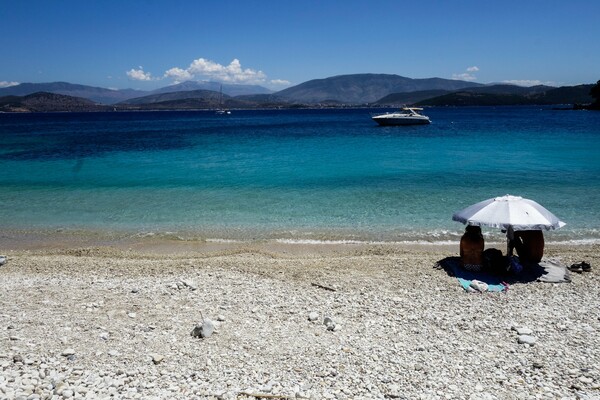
(538, 260, 571, 283)
(507, 258, 571, 284)
(437, 256, 571, 292)
(437, 257, 508, 292)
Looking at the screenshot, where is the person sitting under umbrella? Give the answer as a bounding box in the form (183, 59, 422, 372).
(507, 227, 544, 264)
(460, 225, 485, 271)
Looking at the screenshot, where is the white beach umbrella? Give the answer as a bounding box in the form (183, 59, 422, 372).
(452, 194, 566, 231)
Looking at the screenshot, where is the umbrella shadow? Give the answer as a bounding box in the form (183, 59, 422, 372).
(503, 262, 547, 284)
(435, 256, 545, 284)
(434, 256, 461, 277)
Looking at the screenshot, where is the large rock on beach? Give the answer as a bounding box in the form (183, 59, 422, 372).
(517, 335, 537, 345)
(191, 319, 214, 338)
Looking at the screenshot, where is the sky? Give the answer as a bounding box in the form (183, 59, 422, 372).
(1, 0, 599, 91)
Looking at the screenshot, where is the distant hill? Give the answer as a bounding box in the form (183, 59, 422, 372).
(0, 89, 278, 112)
(119, 96, 261, 111)
(415, 92, 534, 107)
(234, 94, 291, 108)
(120, 90, 291, 110)
(121, 98, 224, 110)
(0, 92, 110, 112)
(532, 84, 594, 105)
(0, 82, 146, 104)
(375, 90, 452, 105)
(454, 84, 553, 95)
(151, 81, 272, 96)
(415, 84, 594, 106)
(0, 81, 271, 104)
(118, 89, 223, 105)
(275, 74, 482, 104)
(376, 84, 557, 105)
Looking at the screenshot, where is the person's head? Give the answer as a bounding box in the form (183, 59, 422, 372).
(465, 225, 482, 237)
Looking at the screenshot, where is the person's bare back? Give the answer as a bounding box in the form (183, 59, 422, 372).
(460, 226, 484, 269)
(512, 230, 544, 264)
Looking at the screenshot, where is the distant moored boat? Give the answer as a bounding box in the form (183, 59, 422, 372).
(215, 84, 231, 115)
(371, 107, 431, 126)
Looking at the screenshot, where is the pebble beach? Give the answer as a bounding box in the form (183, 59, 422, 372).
(1, 242, 599, 400)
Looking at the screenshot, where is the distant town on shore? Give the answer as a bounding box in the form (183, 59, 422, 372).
(1, 74, 598, 113)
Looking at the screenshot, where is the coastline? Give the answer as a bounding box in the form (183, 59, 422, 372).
(1, 237, 599, 398)
(1, 227, 598, 257)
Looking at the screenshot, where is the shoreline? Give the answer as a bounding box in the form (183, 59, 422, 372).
(1, 227, 598, 257)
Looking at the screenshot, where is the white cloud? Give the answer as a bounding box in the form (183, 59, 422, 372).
(126, 66, 154, 81)
(164, 67, 193, 83)
(127, 58, 289, 87)
(186, 58, 266, 84)
(162, 58, 271, 85)
(453, 66, 479, 81)
(452, 72, 477, 81)
(270, 79, 291, 86)
(0, 81, 19, 88)
(502, 79, 555, 87)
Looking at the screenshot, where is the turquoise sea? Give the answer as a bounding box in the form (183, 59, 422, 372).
(1, 107, 599, 244)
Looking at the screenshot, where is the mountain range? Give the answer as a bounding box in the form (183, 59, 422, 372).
(413, 84, 593, 106)
(275, 74, 482, 104)
(0, 82, 146, 105)
(0, 81, 272, 104)
(0, 74, 595, 112)
(0, 92, 111, 112)
(151, 81, 272, 97)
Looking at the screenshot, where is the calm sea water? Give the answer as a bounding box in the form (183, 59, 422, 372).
(1, 107, 599, 244)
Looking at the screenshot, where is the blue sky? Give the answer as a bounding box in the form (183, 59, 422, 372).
(1, 0, 599, 90)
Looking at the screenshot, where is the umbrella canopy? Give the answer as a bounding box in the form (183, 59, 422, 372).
(452, 195, 566, 231)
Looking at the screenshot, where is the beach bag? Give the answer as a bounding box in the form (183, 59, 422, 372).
(483, 248, 509, 275)
(508, 256, 523, 274)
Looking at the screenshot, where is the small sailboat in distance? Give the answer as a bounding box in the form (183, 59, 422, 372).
(215, 84, 231, 115)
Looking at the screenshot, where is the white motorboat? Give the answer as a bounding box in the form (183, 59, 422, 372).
(371, 107, 431, 126)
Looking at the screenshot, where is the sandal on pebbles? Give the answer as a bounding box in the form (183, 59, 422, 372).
(581, 261, 592, 272)
(569, 262, 592, 273)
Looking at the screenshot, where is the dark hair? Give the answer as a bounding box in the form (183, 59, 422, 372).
(465, 225, 483, 239)
(483, 248, 508, 274)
